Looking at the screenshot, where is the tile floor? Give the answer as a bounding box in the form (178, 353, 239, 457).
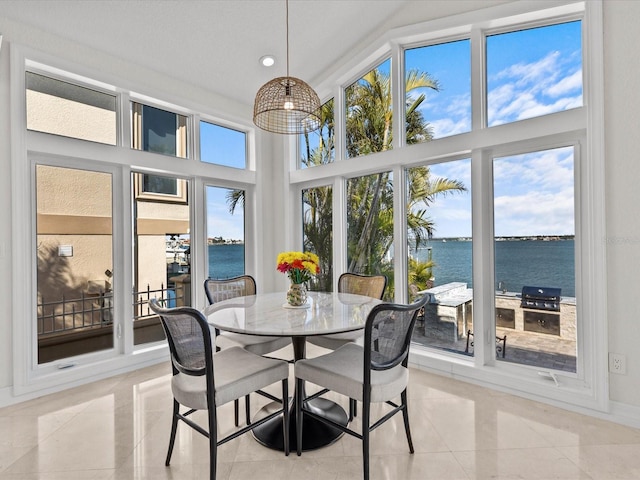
(1, 345, 640, 479)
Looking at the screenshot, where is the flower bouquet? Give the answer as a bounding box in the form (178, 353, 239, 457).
(276, 251, 320, 306)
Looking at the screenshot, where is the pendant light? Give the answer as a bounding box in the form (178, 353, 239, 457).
(253, 0, 321, 134)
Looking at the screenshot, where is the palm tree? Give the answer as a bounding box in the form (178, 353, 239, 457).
(303, 184, 333, 291)
(301, 65, 466, 298)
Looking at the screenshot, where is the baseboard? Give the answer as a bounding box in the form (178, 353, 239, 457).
(608, 400, 640, 429)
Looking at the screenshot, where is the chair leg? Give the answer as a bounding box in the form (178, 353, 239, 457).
(295, 378, 304, 456)
(401, 389, 414, 453)
(165, 399, 180, 466)
(234, 399, 240, 427)
(362, 397, 371, 480)
(245, 394, 251, 425)
(349, 398, 357, 420)
(282, 379, 290, 456)
(208, 406, 218, 480)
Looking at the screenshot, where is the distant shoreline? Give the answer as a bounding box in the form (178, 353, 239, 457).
(428, 235, 574, 242)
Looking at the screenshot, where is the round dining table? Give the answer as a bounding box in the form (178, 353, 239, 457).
(204, 290, 383, 451)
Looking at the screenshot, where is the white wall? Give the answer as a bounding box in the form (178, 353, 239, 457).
(603, 0, 640, 408)
(0, 33, 13, 391)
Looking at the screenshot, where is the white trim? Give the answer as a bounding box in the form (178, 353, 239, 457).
(10, 44, 32, 394)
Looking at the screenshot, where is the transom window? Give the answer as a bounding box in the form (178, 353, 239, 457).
(26, 71, 117, 145)
(131, 102, 187, 158)
(200, 121, 247, 169)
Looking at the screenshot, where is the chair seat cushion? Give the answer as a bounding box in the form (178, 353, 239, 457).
(294, 343, 408, 403)
(216, 332, 290, 356)
(172, 346, 289, 409)
(307, 330, 363, 350)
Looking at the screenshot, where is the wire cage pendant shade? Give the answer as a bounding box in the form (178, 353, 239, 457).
(253, 76, 321, 134)
(253, 0, 321, 134)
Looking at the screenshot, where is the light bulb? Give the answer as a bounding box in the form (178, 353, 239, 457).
(259, 55, 275, 67)
(284, 98, 294, 110)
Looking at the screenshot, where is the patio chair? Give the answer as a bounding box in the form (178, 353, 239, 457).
(149, 299, 290, 480)
(294, 294, 428, 480)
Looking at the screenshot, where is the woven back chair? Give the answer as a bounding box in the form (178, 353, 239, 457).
(308, 273, 387, 351)
(149, 299, 290, 480)
(338, 272, 387, 301)
(203, 275, 290, 426)
(294, 294, 429, 480)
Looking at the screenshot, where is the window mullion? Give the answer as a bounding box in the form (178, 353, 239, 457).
(471, 149, 495, 366)
(470, 26, 485, 132)
(391, 41, 404, 150)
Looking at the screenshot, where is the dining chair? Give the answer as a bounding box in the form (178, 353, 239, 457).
(308, 272, 387, 350)
(149, 299, 290, 480)
(294, 294, 429, 480)
(204, 275, 291, 425)
(307, 272, 387, 419)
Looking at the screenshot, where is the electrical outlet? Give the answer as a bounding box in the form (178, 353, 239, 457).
(609, 353, 626, 374)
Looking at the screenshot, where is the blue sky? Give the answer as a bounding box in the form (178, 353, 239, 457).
(409, 20, 581, 237)
(205, 21, 582, 239)
(206, 186, 245, 241)
(201, 122, 246, 240)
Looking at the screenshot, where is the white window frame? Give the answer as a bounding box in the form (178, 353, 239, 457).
(10, 45, 260, 398)
(290, 1, 607, 412)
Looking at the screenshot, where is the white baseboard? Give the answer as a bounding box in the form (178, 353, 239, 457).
(608, 401, 640, 429)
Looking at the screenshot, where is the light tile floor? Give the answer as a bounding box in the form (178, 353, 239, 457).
(1, 345, 640, 479)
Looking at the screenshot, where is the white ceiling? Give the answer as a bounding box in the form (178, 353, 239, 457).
(1, 0, 410, 106)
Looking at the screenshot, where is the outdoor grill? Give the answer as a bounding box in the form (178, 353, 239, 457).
(520, 286, 561, 312)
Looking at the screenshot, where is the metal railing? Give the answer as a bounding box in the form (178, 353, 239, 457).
(38, 291, 113, 336)
(133, 283, 185, 320)
(37, 283, 185, 337)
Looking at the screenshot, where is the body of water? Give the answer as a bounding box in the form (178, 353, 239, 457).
(208, 244, 245, 279)
(208, 240, 576, 298)
(412, 239, 575, 297)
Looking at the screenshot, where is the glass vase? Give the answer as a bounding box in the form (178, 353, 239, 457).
(287, 283, 307, 306)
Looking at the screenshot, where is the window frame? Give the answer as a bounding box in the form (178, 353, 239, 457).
(289, 1, 607, 412)
(10, 46, 260, 396)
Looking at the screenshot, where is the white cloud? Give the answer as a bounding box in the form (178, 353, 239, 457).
(492, 148, 575, 236)
(488, 50, 582, 126)
(546, 69, 582, 97)
(430, 117, 470, 138)
(494, 190, 575, 236)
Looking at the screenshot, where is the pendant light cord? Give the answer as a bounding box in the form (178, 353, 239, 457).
(286, 0, 290, 78)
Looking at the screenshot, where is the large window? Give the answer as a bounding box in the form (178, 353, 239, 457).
(346, 172, 394, 300)
(132, 172, 191, 346)
(293, 3, 594, 399)
(206, 186, 246, 279)
(303, 185, 333, 291)
(407, 160, 471, 355)
(493, 147, 576, 372)
(36, 165, 114, 363)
